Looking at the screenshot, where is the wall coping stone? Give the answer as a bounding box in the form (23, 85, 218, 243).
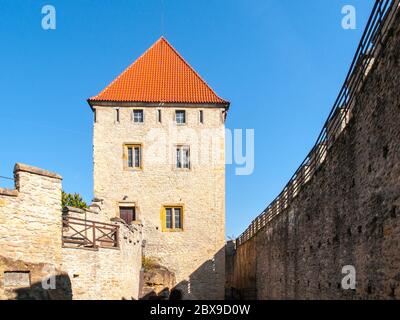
(14, 163, 62, 180)
(63, 206, 98, 215)
(0, 188, 19, 197)
(110, 217, 143, 228)
(110, 217, 126, 224)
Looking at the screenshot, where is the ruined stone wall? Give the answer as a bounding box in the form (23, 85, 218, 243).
(0, 164, 64, 299)
(61, 218, 143, 299)
(0, 164, 143, 300)
(0, 164, 63, 265)
(229, 11, 400, 300)
(92, 105, 226, 299)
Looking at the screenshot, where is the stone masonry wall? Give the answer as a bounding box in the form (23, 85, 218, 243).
(229, 10, 400, 300)
(0, 163, 142, 300)
(0, 164, 63, 265)
(93, 105, 226, 299)
(61, 207, 143, 300)
(0, 164, 63, 299)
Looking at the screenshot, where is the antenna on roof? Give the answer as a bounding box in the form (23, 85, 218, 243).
(160, 0, 165, 36)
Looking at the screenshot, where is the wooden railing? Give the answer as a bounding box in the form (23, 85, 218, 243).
(62, 215, 119, 249)
(236, 0, 400, 247)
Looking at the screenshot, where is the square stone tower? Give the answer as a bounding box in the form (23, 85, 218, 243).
(87, 37, 229, 299)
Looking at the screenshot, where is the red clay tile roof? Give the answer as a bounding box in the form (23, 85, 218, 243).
(88, 37, 229, 105)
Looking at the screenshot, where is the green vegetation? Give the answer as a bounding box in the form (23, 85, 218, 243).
(62, 191, 88, 209)
(142, 256, 159, 271)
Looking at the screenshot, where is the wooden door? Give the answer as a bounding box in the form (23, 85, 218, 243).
(119, 207, 135, 224)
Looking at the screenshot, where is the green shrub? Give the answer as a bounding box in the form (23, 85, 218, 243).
(142, 256, 159, 271)
(62, 191, 88, 209)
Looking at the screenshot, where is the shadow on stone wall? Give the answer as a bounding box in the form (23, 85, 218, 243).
(140, 247, 225, 300)
(12, 274, 73, 300)
(226, 8, 400, 300)
(172, 247, 225, 300)
(140, 262, 176, 300)
(0, 256, 73, 300)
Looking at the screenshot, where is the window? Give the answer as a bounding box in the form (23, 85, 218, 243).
(174, 208, 182, 229)
(175, 110, 186, 125)
(157, 109, 162, 123)
(94, 109, 97, 123)
(199, 110, 204, 124)
(133, 110, 144, 123)
(176, 146, 190, 169)
(162, 206, 183, 231)
(115, 108, 120, 123)
(165, 208, 172, 229)
(4, 271, 31, 288)
(119, 207, 135, 225)
(124, 144, 142, 169)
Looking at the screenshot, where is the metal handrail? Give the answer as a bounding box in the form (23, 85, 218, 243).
(236, 0, 400, 247)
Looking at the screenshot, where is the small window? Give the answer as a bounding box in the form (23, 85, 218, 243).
(162, 206, 183, 231)
(174, 208, 182, 229)
(119, 207, 135, 225)
(157, 109, 162, 123)
(4, 271, 31, 288)
(165, 208, 172, 229)
(94, 109, 97, 123)
(125, 144, 142, 169)
(176, 146, 190, 169)
(128, 147, 133, 167)
(199, 110, 204, 124)
(175, 110, 186, 125)
(115, 108, 120, 123)
(133, 110, 144, 123)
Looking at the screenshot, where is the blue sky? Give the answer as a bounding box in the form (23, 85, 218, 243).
(0, 0, 374, 238)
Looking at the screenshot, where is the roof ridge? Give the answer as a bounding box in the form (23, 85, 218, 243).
(159, 37, 228, 103)
(90, 37, 164, 100)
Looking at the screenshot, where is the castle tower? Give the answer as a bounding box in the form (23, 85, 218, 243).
(87, 37, 229, 299)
